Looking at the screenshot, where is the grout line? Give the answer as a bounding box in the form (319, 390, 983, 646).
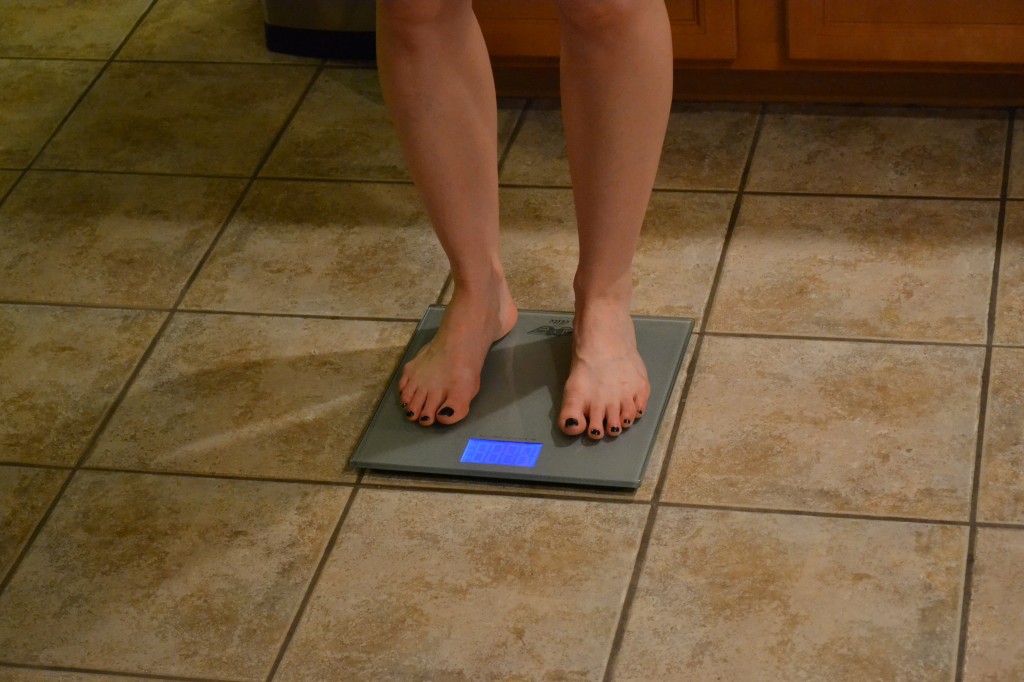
(497, 97, 530, 175)
(657, 500, 972, 527)
(954, 107, 1016, 682)
(164, 67, 325, 312)
(0, 660, 245, 682)
(16, 167, 250, 180)
(976, 520, 1024, 531)
(0, 0, 162, 213)
(111, 58, 321, 68)
(0, 1, 173, 599)
(80, 465, 358, 488)
(173, 307, 420, 324)
(602, 104, 767, 682)
(1, 296, 1008, 351)
(264, 487, 363, 681)
(742, 189, 1004, 202)
(0, 299, 173, 313)
(0, 55, 325, 602)
(0, 461, 73, 472)
(703, 329, 990, 349)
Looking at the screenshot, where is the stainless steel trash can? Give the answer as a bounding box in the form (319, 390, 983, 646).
(262, 0, 375, 59)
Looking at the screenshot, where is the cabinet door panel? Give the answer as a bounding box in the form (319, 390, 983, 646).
(474, 0, 736, 60)
(788, 0, 1024, 64)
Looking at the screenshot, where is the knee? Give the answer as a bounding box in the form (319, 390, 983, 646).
(555, 0, 646, 31)
(376, 0, 470, 32)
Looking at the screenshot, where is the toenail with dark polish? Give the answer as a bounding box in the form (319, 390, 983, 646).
(610, 426, 620, 433)
(565, 418, 578, 427)
(623, 418, 631, 425)
(405, 410, 414, 417)
(401, 402, 408, 408)
(590, 429, 601, 436)
(438, 406, 455, 417)
(419, 416, 430, 422)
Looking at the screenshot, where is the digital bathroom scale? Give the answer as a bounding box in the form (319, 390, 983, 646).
(351, 306, 694, 489)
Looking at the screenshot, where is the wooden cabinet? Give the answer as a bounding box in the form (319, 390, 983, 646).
(478, 0, 1024, 105)
(787, 0, 1024, 65)
(474, 0, 737, 60)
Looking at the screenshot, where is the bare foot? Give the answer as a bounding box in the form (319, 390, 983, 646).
(400, 272, 517, 426)
(558, 298, 650, 440)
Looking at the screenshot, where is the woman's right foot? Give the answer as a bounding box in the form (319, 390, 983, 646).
(399, 272, 517, 426)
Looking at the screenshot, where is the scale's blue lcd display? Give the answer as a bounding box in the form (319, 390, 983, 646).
(460, 438, 542, 468)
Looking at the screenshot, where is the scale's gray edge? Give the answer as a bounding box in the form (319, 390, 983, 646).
(361, 461, 642, 490)
(632, 318, 694, 486)
(350, 305, 696, 490)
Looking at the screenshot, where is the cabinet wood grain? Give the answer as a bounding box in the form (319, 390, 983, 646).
(787, 0, 1024, 64)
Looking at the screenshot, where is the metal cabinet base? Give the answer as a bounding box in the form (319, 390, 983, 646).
(262, 0, 375, 60)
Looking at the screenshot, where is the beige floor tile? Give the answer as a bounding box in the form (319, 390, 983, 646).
(749, 106, 1006, 197)
(0, 471, 349, 679)
(263, 68, 524, 180)
(995, 202, 1024, 345)
(0, 60, 100, 168)
(0, 170, 19, 196)
(498, 101, 572, 187)
(119, 0, 316, 63)
(708, 196, 998, 343)
(0, 669, 157, 682)
(1009, 114, 1023, 199)
(978, 347, 1024, 524)
(662, 336, 984, 520)
(501, 102, 759, 191)
(363, 335, 696, 501)
(89, 314, 413, 482)
(0, 306, 165, 466)
(613, 508, 966, 681)
(183, 180, 449, 317)
(275, 489, 646, 681)
(483, 188, 732, 321)
(0, 172, 245, 307)
(36, 62, 315, 175)
(0, 0, 151, 59)
(963, 527, 1024, 681)
(0, 466, 67, 579)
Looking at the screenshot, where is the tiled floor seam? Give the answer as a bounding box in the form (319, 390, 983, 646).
(264, 484, 363, 681)
(0, 1, 168, 596)
(954, 106, 1017, 682)
(656, 501, 972, 526)
(0, 55, 324, 601)
(0, 1, 161, 212)
(0, 660, 246, 682)
(602, 105, 767, 681)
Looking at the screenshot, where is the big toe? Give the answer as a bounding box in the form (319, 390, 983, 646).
(559, 400, 587, 436)
(435, 396, 471, 426)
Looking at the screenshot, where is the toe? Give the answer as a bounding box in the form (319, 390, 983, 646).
(559, 398, 588, 436)
(620, 400, 637, 429)
(586, 406, 606, 440)
(418, 392, 445, 427)
(436, 385, 475, 421)
(605, 403, 623, 437)
(405, 389, 426, 422)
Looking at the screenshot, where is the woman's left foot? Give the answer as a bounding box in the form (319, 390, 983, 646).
(558, 297, 650, 439)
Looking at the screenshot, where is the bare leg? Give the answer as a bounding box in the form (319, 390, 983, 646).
(554, 0, 673, 439)
(377, 1, 517, 426)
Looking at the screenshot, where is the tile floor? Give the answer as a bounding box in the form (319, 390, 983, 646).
(0, 2, 1022, 681)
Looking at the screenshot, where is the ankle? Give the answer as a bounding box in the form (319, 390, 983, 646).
(452, 263, 507, 295)
(573, 274, 633, 310)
